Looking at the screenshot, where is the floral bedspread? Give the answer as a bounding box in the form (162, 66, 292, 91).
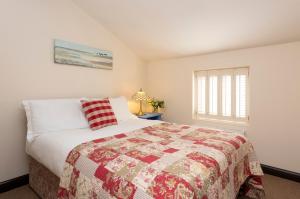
(58, 123, 265, 199)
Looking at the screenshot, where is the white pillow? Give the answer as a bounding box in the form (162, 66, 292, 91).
(22, 98, 89, 137)
(109, 96, 137, 122)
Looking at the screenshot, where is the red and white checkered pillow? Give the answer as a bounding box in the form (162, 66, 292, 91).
(81, 99, 117, 130)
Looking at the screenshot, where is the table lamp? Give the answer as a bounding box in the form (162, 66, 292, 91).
(132, 88, 149, 116)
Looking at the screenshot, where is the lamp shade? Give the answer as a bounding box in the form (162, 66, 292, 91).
(132, 88, 149, 101)
(132, 88, 149, 116)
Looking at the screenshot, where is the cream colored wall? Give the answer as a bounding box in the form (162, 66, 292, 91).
(147, 42, 300, 173)
(0, 0, 146, 182)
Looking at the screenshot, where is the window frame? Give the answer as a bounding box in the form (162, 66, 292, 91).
(193, 67, 249, 124)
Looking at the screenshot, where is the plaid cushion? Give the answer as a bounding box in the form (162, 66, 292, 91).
(81, 99, 117, 130)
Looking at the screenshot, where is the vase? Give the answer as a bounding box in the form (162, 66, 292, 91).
(153, 107, 158, 113)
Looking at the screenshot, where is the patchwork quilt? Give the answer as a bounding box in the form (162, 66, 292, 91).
(58, 123, 264, 199)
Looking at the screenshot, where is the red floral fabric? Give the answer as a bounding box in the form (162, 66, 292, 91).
(58, 123, 265, 199)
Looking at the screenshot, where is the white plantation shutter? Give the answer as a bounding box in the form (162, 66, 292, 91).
(209, 76, 218, 115)
(197, 76, 206, 114)
(235, 68, 248, 118)
(194, 71, 207, 115)
(194, 67, 249, 122)
(222, 75, 231, 116)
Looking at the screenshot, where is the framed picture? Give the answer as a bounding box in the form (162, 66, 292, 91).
(54, 39, 113, 70)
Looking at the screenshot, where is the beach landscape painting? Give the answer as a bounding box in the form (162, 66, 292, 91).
(54, 39, 113, 70)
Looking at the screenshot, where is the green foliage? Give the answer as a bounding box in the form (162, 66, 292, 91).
(148, 98, 165, 110)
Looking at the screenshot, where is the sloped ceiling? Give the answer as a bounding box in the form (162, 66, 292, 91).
(73, 0, 300, 61)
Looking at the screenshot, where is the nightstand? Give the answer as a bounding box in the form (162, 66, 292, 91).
(137, 112, 162, 120)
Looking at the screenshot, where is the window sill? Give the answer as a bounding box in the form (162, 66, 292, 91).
(194, 117, 249, 127)
(193, 115, 249, 128)
(192, 116, 249, 136)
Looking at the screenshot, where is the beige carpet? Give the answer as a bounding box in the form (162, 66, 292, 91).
(0, 174, 299, 199)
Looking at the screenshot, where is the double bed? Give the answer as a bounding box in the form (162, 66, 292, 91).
(23, 97, 264, 199)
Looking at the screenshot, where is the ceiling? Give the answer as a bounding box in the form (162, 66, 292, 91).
(73, 0, 300, 61)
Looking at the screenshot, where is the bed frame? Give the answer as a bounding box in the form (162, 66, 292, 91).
(29, 156, 59, 199)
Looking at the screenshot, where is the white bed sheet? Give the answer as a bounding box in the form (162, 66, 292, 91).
(26, 118, 162, 177)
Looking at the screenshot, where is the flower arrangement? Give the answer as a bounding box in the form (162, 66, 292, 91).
(148, 98, 165, 112)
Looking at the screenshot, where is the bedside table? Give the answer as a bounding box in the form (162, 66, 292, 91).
(137, 113, 162, 120)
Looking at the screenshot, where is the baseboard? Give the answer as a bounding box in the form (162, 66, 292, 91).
(261, 164, 300, 183)
(0, 174, 29, 193)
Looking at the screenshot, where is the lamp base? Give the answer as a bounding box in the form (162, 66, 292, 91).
(137, 111, 144, 116)
(137, 101, 144, 116)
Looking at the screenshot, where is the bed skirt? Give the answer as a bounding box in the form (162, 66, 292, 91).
(29, 156, 59, 199)
(28, 156, 264, 199)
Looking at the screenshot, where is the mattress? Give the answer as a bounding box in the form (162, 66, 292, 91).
(26, 118, 162, 177)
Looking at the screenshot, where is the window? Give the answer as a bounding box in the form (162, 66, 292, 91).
(194, 67, 249, 123)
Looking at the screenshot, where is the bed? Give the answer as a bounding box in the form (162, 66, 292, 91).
(23, 97, 264, 199)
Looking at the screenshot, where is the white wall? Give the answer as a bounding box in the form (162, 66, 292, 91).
(0, 0, 146, 182)
(147, 42, 300, 173)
